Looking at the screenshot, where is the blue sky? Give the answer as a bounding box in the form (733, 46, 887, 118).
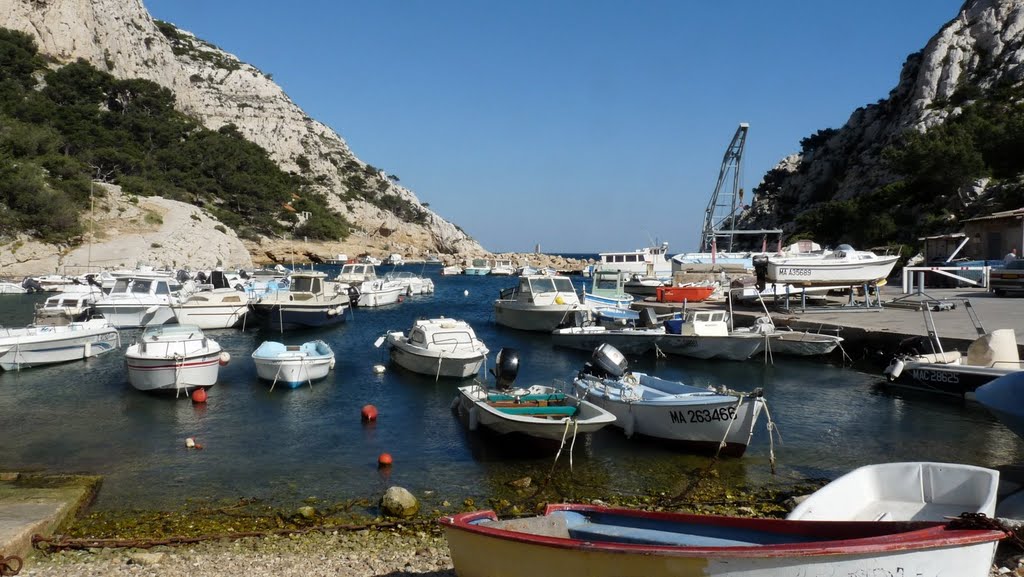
(144, 0, 965, 254)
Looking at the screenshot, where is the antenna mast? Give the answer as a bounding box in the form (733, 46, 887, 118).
(699, 123, 748, 253)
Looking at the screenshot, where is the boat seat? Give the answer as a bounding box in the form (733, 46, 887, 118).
(495, 406, 577, 417)
(566, 521, 758, 548)
(487, 393, 567, 403)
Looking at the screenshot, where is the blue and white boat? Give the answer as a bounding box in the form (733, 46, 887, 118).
(464, 258, 491, 276)
(250, 271, 349, 330)
(584, 270, 635, 325)
(252, 340, 335, 389)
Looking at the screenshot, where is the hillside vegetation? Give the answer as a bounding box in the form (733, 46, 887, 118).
(0, 28, 350, 246)
(781, 85, 1024, 249)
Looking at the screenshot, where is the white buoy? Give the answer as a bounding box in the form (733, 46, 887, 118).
(373, 364, 386, 374)
(463, 289, 469, 296)
(185, 437, 196, 448)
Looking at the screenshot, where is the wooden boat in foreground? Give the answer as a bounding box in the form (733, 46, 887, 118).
(787, 462, 999, 521)
(440, 503, 1004, 577)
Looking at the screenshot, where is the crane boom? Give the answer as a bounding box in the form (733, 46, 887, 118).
(699, 123, 748, 253)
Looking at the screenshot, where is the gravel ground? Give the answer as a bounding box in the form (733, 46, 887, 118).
(18, 526, 1024, 577)
(21, 530, 455, 577)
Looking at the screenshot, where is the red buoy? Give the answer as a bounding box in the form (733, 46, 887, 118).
(361, 404, 378, 422)
(378, 453, 393, 468)
(192, 388, 208, 403)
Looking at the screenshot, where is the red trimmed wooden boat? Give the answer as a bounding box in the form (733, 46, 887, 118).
(439, 503, 1003, 577)
(656, 285, 715, 303)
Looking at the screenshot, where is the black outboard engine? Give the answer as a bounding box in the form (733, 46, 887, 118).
(21, 277, 42, 293)
(639, 307, 658, 329)
(238, 269, 250, 280)
(195, 270, 209, 284)
(752, 254, 770, 292)
(85, 273, 102, 288)
(176, 269, 191, 283)
(490, 348, 520, 390)
(209, 269, 228, 289)
(346, 285, 361, 307)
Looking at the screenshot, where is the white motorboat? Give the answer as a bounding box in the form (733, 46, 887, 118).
(760, 244, 899, 286)
(384, 253, 405, 266)
(622, 274, 668, 297)
(171, 269, 250, 329)
(33, 285, 104, 326)
(353, 277, 405, 307)
(464, 258, 491, 276)
(494, 275, 588, 332)
(92, 276, 189, 328)
(451, 349, 616, 443)
(0, 281, 28, 295)
(734, 316, 844, 357)
(584, 270, 635, 325)
(573, 344, 765, 456)
(787, 462, 999, 521)
(251, 271, 350, 330)
(594, 241, 673, 278)
(883, 302, 1024, 399)
(125, 325, 227, 394)
(441, 264, 463, 276)
(324, 253, 348, 265)
(382, 317, 488, 379)
(336, 263, 378, 284)
(658, 310, 765, 361)
(252, 340, 335, 389)
(383, 271, 435, 295)
(0, 319, 119, 371)
(489, 259, 516, 276)
(551, 325, 663, 356)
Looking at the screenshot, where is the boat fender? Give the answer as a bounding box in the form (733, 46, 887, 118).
(468, 407, 479, 431)
(623, 412, 635, 439)
(83, 341, 91, 358)
(888, 359, 904, 381)
(555, 295, 565, 305)
(219, 351, 231, 366)
(329, 358, 337, 370)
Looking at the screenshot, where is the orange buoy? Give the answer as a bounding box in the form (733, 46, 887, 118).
(192, 388, 208, 403)
(378, 453, 393, 468)
(361, 404, 378, 422)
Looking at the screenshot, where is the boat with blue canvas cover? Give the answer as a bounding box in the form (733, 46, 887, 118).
(440, 502, 1004, 577)
(252, 340, 335, 389)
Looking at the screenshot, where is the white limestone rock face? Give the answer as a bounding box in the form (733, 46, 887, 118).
(739, 0, 1024, 233)
(0, 183, 253, 277)
(0, 0, 484, 257)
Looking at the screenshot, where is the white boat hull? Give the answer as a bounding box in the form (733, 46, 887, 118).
(358, 285, 404, 307)
(0, 323, 120, 370)
(494, 303, 585, 332)
(94, 304, 176, 328)
(390, 345, 485, 378)
(766, 332, 842, 356)
(551, 327, 661, 355)
(172, 304, 248, 330)
(658, 333, 764, 360)
(126, 351, 222, 392)
(767, 255, 899, 286)
(254, 357, 333, 386)
(454, 384, 615, 441)
(574, 376, 764, 456)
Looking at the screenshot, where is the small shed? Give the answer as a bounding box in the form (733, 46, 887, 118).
(918, 232, 967, 262)
(963, 207, 1024, 260)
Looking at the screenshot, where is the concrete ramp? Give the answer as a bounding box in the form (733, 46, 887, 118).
(0, 474, 99, 565)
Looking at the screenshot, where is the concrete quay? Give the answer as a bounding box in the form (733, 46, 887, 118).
(635, 286, 1024, 362)
(0, 473, 99, 569)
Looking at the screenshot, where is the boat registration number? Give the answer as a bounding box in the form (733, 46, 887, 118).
(670, 407, 737, 424)
(910, 369, 959, 384)
(776, 267, 812, 276)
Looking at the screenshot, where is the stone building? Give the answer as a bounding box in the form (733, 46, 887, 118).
(963, 208, 1024, 260)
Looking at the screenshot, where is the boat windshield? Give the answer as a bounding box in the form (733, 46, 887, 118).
(292, 276, 322, 293)
(530, 277, 574, 294)
(131, 280, 153, 294)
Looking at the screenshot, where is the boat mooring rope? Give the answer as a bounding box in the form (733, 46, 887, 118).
(0, 555, 22, 576)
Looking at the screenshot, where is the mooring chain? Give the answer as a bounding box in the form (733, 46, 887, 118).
(0, 555, 22, 577)
(947, 512, 1024, 549)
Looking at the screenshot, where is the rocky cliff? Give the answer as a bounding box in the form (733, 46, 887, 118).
(740, 0, 1024, 237)
(0, 0, 485, 261)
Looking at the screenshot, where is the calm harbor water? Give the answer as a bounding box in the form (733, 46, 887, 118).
(1, 264, 1023, 512)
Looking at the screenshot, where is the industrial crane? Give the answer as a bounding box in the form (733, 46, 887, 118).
(699, 123, 748, 253)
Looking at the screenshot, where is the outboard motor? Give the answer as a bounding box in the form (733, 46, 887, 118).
(195, 270, 209, 284)
(752, 254, 770, 292)
(591, 343, 628, 378)
(490, 348, 520, 390)
(176, 269, 191, 283)
(85, 273, 102, 288)
(21, 277, 42, 293)
(639, 307, 658, 329)
(209, 269, 227, 289)
(238, 269, 250, 280)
